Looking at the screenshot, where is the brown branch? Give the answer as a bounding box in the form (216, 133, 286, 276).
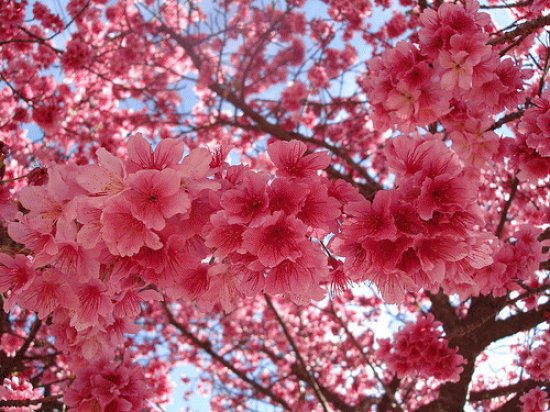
(474, 299, 550, 348)
(488, 110, 525, 131)
(488, 14, 550, 46)
(469, 379, 548, 402)
(264, 295, 330, 412)
(157, 23, 382, 195)
(480, 0, 533, 9)
(327, 301, 404, 412)
(537, 44, 550, 97)
(426, 290, 460, 333)
(161, 301, 292, 411)
(216, 117, 375, 196)
(0, 73, 34, 106)
(0, 394, 62, 408)
(0, 317, 41, 380)
(493, 385, 550, 412)
(495, 177, 519, 238)
(15, 25, 63, 54)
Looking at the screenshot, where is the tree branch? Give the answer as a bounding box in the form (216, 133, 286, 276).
(327, 301, 404, 412)
(162, 301, 292, 410)
(469, 379, 549, 402)
(264, 295, 330, 412)
(495, 177, 519, 238)
(426, 290, 460, 333)
(0, 394, 62, 408)
(0, 317, 41, 380)
(488, 14, 550, 46)
(475, 299, 550, 348)
(157, 23, 382, 195)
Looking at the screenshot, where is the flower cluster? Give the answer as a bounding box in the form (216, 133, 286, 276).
(362, 0, 530, 172)
(64, 357, 148, 411)
(1, 136, 349, 399)
(475, 225, 547, 297)
(361, 41, 449, 130)
(520, 387, 549, 412)
(506, 93, 550, 182)
(377, 314, 466, 382)
(526, 331, 550, 381)
(0, 377, 42, 411)
(333, 135, 494, 302)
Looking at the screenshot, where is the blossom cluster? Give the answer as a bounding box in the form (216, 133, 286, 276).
(377, 314, 465, 382)
(525, 330, 550, 381)
(520, 387, 549, 412)
(64, 357, 148, 411)
(475, 225, 548, 297)
(0, 377, 42, 411)
(0, 136, 351, 403)
(507, 93, 550, 182)
(361, 0, 531, 171)
(333, 135, 494, 302)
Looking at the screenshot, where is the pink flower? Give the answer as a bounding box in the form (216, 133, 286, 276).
(380, 314, 466, 382)
(162, 234, 208, 282)
(126, 134, 184, 173)
(34, 223, 100, 282)
(526, 343, 550, 381)
(221, 171, 270, 224)
(18, 268, 78, 319)
(0, 377, 42, 411)
(76, 197, 104, 249)
(343, 190, 397, 241)
(7, 218, 58, 257)
(0, 253, 35, 293)
(267, 140, 331, 178)
(100, 196, 163, 257)
(265, 247, 327, 298)
(71, 279, 113, 331)
(281, 81, 308, 112)
(124, 168, 190, 230)
(64, 357, 148, 412)
(167, 263, 210, 300)
(175, 147, 219, 196)
(18, 183, 76, 234)
(386, 81, 420, 119)
(417, 174, 475, 220)
(415, 235, 469, 283)
(77, 147, 126, 197)
(0, 334, 24, 357)
(242, 211, 308, 267)
(204, 212, 246, 258)
(439, 50, 474, 90)
(268, 178, 308, 215)
(297, 178, 341, 231)
(520, 388, 549, 412)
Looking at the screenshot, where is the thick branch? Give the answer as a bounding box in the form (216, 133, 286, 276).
(489, 110, 525, 131)
(469, 379, 549, 402)
(475, 299, 550, 348)
(426, 290, 460, 333)
(162, 301, 292, 410)
(493, 385, 550, 412)
(488, 14, 550, 46)
(0, 395, 62, 408)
